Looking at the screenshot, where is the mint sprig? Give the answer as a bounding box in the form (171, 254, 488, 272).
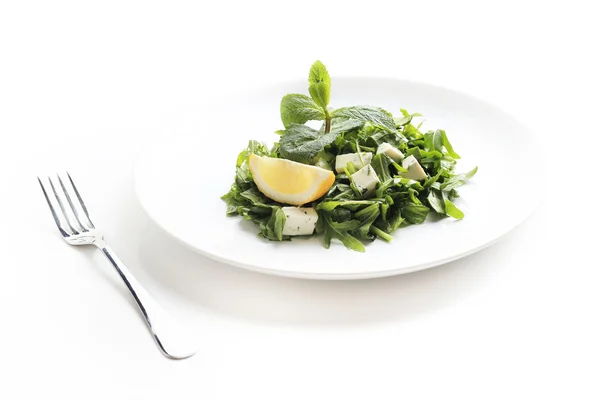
(280, 60, 333, 132)
(280, 94, 325, 127)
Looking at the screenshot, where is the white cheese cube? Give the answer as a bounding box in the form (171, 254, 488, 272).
(351, 165, 380, 196)
(335, 152, 373, 173)
(399, 155, 427, 181)
(376, 143, 404, 162)
(281, 207, 318, 236)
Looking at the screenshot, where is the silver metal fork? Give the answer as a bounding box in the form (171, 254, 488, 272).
(38, 172, 197, 359)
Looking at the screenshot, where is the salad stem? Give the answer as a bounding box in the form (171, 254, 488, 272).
(324, 117, 331, 133)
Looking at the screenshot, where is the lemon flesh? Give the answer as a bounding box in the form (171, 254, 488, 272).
(248, 154, 335, 206)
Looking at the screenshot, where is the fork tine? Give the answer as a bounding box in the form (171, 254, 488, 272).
(38, 177, 70, 237)
(66, 172, 95, 229)
(48, 176, 79, 235)
(57, 174, 87, 232)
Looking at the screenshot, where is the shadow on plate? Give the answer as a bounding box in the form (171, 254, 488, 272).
(108, 177, 518, 327)
(134, 216, 517, 327)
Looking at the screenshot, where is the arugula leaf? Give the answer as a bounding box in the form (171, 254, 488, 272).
(394, 115, 412, 127)
(371, 153, 393, 182)
(331, 106, 396, 131)
(375, 208, 404, 233)
(279, 123, 338, 163)
(402, 204, 430, 224)
(354, 204, 381, 239)
(400, 108, 422, 118)
(443, 200, 464, 220)
(239, 187, 270, 205)
(280, 94, 325, 127)
(440, 166, 478, 191)
(423, 130, 443, 153)
(271, 208, 287, 240)
(323, 214, 365, 252)
(439, 130, 460, 159)
(235, 140, 270, 167)
(427, 189, 446, 214)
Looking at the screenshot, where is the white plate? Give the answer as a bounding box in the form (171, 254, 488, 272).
(134, 77, 541, 280)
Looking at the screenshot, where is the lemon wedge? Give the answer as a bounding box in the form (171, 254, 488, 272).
(249, 154, 335, 206)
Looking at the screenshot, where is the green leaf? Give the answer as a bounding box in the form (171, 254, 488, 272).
(440, 166, 478, 191)
(323, 214, 365, 252)
(354, 204, 381, 239)
(402, 204, 430, 224)
(322, 224, 333, 248)
(371, 153, 393, 182)
(375, 207, 404, 233)
(236, 140, 269, 167)
(308, 60, 331, 87)
(408, 188, 422, 205)
(309, 82, 330, 110)
(443, 200, 464, 220)
(331, 106, 396, 131)
(423, 169, 443, 189)
(423, 130, 443, 153)
(330, 119, 365, 135)
(464, 166, 478, 179)
(272, 208, 287, 240)
(402, 122, 423, 139)
(240, 187, 270, 206)
(307, 61, 331, 109)
(439, 129, 461, 159)
(280, 94, 325, 128)
(394, 115, 412, 127)
(427, 189, 446, 214)
(279, 123, 339, 163)
(400, 108, 422, 118)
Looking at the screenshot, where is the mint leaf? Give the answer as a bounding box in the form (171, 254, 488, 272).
(330, 119, 365, 135)
(307, 61, 332, 109)
(279, 123, 339, 164)
(307, 61, 331, 109)
(331, 106, 396, 131)
(309, 82, 330, 110)
(308, 60, 331, 87)
(280, 94, 325, 128)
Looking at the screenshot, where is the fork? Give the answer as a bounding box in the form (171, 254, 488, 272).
(38, 172, 197, 359)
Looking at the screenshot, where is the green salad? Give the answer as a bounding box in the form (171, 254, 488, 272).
(222, 61, 477, 252)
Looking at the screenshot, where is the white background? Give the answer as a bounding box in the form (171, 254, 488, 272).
(1, 1, 599, 399)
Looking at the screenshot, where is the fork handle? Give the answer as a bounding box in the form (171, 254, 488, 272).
(98, 244, 197, 359)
